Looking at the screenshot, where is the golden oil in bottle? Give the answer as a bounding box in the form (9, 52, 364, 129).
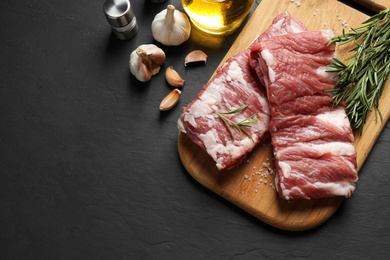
(181, 0, 255, 35)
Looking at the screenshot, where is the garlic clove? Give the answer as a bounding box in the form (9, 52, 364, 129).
(140, 63, 152, 82)
(184, 50, 208, 66)
(165, 67, 185, 87)
(136, 48, 161, 76)
(151, 5, 191, 46)
(148, 49, 166, 67)
(160, 89, 181, 111)
(129, 44, 165, 82)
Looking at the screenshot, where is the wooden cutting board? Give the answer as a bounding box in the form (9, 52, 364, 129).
(178, 0, 390, 231)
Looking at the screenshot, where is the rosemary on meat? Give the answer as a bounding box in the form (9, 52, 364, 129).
(210, 105, 259, 143)
(327, 9, 390, 134)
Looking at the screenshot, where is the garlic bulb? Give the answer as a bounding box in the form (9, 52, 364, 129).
(151, 5, 191, 46)
(129, 44, 166, 82)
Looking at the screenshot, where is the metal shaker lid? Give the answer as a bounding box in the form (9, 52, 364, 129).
(103, 0, 135, 28)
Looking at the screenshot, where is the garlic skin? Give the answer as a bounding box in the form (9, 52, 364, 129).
(129, 44, 166, 82)
(152, 5, 191, 46)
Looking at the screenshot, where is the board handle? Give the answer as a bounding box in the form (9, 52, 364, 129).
(351, 0, 387, 13)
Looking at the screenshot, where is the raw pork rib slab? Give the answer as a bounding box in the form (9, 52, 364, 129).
(177, 12, 307, 170)
(250, 30, 359, 199)
(177, 50, 270, 170)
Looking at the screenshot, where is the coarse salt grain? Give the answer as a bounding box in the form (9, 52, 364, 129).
(244, 175, 248, 179)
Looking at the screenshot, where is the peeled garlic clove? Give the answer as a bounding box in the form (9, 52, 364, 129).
(160, 89, 181, 111)
(185, 50, 208, 66)
(165, 67, 185, 87)
(129, 44, 165, 82)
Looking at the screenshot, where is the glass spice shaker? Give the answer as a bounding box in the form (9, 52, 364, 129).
(103, 0, 139, 40)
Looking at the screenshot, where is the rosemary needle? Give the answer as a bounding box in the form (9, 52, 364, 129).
(210, 105, 259, 143)
(327, 9, 390, 134)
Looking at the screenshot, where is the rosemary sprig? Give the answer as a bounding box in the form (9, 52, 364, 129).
(209, 105, 259, 143)
(327, 9, 390, 134)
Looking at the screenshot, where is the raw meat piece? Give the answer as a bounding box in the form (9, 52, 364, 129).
(177, 51, 270, 170)
(250, 29, 358, 199)
(249, 12, 308, 86)
(177, 12, 307, 170)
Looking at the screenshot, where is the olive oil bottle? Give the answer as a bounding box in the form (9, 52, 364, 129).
(181, 0, 255, 35)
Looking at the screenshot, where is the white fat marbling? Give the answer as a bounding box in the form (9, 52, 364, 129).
(226, 61, 247, 87)
(304, 142, 356, 156)
(187, 100, 212, 118)
(279, 161, 291, 178)
(322, 29, 335, 39)
(268, 67, 276, 83)
(313, 181, 355, 197)
(273, 18, 285, 30)
(280, 183, 291, 199)
(177, 118, 186, 133)
(316, 108, 350, 129)
(198, 128, 255, 170)
(199, 82, 223, 106)
(316, 66, 334, 79)
(261, 49, 274, 67)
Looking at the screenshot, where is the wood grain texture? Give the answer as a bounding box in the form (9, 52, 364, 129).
(178, 0, 390, 231)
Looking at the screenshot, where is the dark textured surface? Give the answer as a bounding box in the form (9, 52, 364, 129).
(1, 0, 389, 259)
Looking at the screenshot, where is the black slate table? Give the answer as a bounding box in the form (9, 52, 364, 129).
(1, 0, 390, 259)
